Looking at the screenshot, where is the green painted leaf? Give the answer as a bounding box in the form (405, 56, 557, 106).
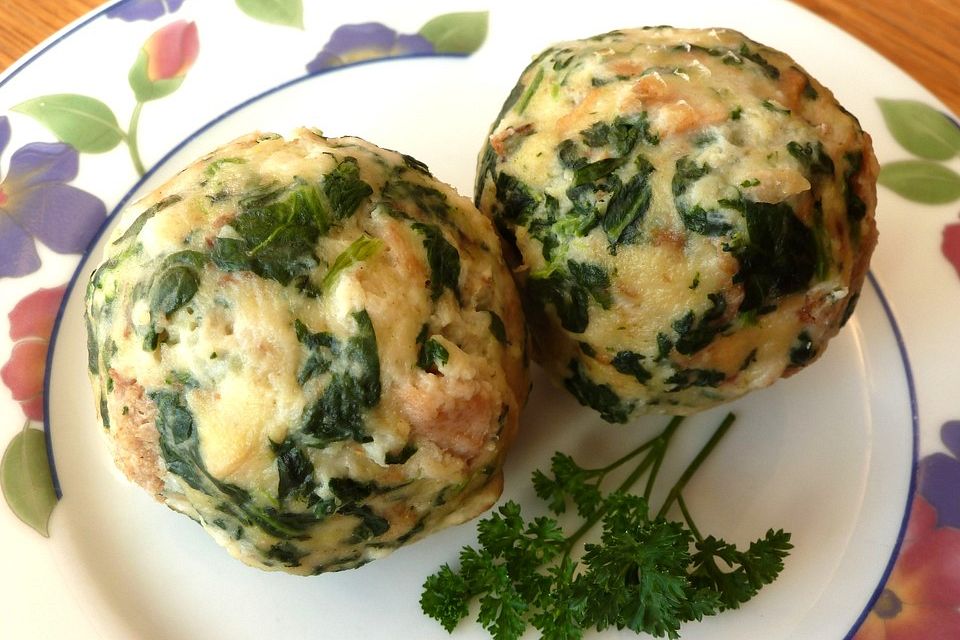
(419, 11, 488, 54)
(878, 160, 960, 204)
(12, 94, 124, 153)
(235, 0, 303, 28)
(877, 98, 960, 160)
(1, 425, 57, 537)
(128, 50, 184, 103)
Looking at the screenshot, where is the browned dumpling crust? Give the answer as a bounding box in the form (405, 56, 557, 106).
(85, 129, 528, 574)
(476, 27, 878, 420)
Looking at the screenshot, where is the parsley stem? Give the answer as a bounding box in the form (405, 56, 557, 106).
(677, 494, 703, 542)
(656, 412, 736, 520)
(642, 434, 670, 502)
(562, 416, 684, 556)
(598, 429, 665, 474)
(127, 101, 146, 177)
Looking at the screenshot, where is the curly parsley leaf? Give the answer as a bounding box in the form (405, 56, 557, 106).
(421, 414, 791, 640)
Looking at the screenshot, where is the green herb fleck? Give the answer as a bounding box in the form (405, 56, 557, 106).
(320, 234, 383, 293)
(113, 194, 181, 246)
(516, 66, 545, 114)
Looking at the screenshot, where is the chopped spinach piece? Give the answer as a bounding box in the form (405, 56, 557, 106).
(386, 444, 417, 465)
(475, 145, 498, 206)
(721, 198, 817, 311)
(812, 201, 831, 280)
(412, 222, 461, 302)
(612, 351, 652, 383)
(329, 477, 376, 503)
(383, 178, 450, 218)
(324, 157, 373, 220)
(840, 292, 860, 327)
(739, 348, 758, 371)
(573, 157, 628, 187)
(85, 314, 99, 374)
(402, 153, 432, 176)
(787, 141, 835, 177)
(580, 113, 659, 155)
(113, 194, 182, 246)
(730, 107, 742, 120)
(789, 331, 817, 366)
(99, 394, 110, 430)
(673, 157, 733, 236)
(272, 436, 315, 502)
(301, 379, 372, 447)
(656, 332, 673, 361)
(493, 172, 538, 222)
(801, 76, 819, 100)
(267, 541, 308, 567)
(150, 389, 205, 491)
(843, 152, 868, 242)
(529, 260, 612, 333)
(516, 66, 545, 114)
(416, 325, 449, 372)
(568, 260, 613, 309)
(665, 368, 726, 391)
(151, 263, 199, 318)
(294, 319, 337, 385)
(672, 293, 729, 356)
(558, 139, 588, 170)
(152, 389, 328, 539)
(761, 99, 790, 115)
(563, 359, 634, 423)
(142, 250, 206, 352)
(204, 157, 246, 176)
(320, 234, 383, 293)
(211, 179, 329, 287)
(339, 503, 391, 542)
(604, 155, 655, 248)
(739, 43, 780, 79)
(528, 270, 589, 333)
(487, 311, 508, 344)
(299, 310, 380, 448)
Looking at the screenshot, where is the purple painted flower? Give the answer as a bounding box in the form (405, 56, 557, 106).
(306, 23, 435, 73)
(919, 421, 960, 528)
(0, 116, 106, 278)
(106, 0, 184, 22)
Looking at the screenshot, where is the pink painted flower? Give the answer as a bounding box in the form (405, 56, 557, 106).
(144, 20, 199, 81)
(0, 285, 66, 421)
(854, 496, 960, 640)
(942, 222, 960, 280)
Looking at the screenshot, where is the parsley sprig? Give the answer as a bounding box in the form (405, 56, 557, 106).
(420, 414, 792, 639)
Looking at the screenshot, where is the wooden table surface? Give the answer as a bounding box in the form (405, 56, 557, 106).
(1, 0, 959, 115)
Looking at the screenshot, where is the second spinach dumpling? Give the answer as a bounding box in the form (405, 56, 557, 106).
(476, 27, 877, 420)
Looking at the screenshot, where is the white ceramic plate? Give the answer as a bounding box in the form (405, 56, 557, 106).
(3, 1, 959, 638)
